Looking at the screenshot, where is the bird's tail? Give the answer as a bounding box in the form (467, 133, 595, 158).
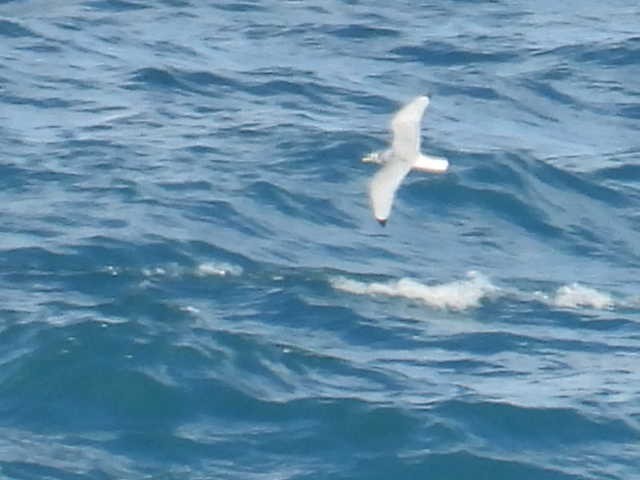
(412, 154, 449, 173)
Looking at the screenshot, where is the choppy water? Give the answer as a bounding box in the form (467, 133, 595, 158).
(2, 1, 640, 479)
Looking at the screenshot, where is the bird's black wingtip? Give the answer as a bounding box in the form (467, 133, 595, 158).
(376, 218, 387, 227)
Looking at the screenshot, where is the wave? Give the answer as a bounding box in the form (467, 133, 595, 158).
(86, 0, 149, 12)
(542, 283, 614, 310)
(390, 42, 519, 66)
(331, 271, 498, 311)
(125, 67, 241, 95)
(139, 261, 244, 280)
(0, 19, 35, 38)
(331, 271, 625, 312)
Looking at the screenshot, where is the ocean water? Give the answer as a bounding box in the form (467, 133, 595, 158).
(1, 1, 640, 478)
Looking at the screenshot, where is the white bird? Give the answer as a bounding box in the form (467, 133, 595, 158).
(363, 95, 449, 226)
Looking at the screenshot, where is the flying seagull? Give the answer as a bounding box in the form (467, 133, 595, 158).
(363, 95, 449, 226)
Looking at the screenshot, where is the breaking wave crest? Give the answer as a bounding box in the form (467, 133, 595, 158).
(331, 271, 498, 311)
(332, 272, 625, 312)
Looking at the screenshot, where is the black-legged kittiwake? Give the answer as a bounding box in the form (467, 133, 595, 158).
(363, 96, 449, 226)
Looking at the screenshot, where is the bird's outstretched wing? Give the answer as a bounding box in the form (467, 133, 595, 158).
(369, 159, 412, 225)
(390, 96, 430, 162)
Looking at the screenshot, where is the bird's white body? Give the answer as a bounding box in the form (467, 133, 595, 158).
(363, 96, 448, 225)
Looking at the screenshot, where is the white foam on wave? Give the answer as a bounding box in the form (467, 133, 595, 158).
(331, 271, 499, 311)
(142, 266, 168, 277)
(551, 283, 614, 310)
(180, 305, 200, 314)
(139, 262, 243, 278)
(196, 262, 243, 277)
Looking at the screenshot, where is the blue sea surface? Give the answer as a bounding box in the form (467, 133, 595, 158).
(1, 1, 640, 478)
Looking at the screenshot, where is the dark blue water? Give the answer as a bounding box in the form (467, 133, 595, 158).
(2, 1, 640, 478)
